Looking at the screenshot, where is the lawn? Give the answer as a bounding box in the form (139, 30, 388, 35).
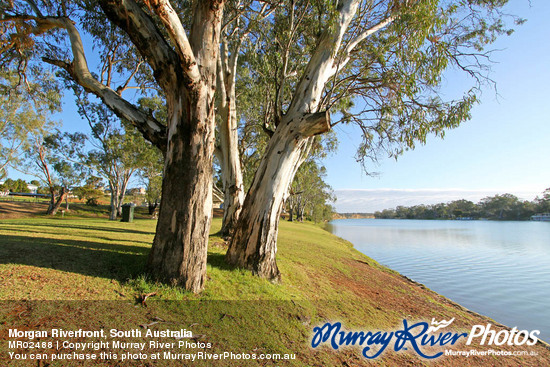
(1, 215, 549, 366)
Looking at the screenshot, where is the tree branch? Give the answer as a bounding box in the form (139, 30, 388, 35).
(335, 15, 395, 72)
(143, 0, 201, 89)
(297, 111, 331, 137)
(98, 0, 180, 92)
(189, 0, 225, 81)
(37, 17, 167, 152)
(287, 0, 360, 116)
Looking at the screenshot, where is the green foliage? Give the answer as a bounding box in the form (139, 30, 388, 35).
(44, 131, 88, 187)
(338, 0, 517, 167)
(136, 97, 165, 208)
(480, 193, 522, 220)
(535, 188, 550, 214)
(287, 160, 335, 223)
(21, 130, 84, 192)
(71, 89, 161, 217)
(0, 178, 30, 193)
(0, 70, 60, 178)
(73, 176, 105, 206)
(374, 189, 550, 221)
(234, 0, 519, 181)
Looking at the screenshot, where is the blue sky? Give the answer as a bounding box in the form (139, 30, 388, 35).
(6, 1, 548, 213)
(325, 0, 550, 212)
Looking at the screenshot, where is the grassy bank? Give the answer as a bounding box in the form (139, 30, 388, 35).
(1, 214, 549, 366)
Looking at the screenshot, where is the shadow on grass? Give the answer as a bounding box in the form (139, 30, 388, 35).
(207, 252, 237, 271)
(0, 227, 153, 246)
(68, 204, 153, 218)
(0, 233, 148, 281)
(209, 230, 224, 238)
(1, 221, 155, 236)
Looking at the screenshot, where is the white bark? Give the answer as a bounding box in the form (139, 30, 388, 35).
(226, 112, 329, 278)
(217, 39, 245, 235)
(334, 15, 395, 73)
(287, 0, 361, 116)
(228, 0, 394, 278)
(143, 0, 201, 86)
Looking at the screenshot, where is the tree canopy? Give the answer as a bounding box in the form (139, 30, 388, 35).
(0, 69, 60, 180)
(0, 0, 522, 291)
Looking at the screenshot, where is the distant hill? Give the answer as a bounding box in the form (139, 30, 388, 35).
(333, 212, 375, 219)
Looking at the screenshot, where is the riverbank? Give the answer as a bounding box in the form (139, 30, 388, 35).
(1, 214, 549, 366)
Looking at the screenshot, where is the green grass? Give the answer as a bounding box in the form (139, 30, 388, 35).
(0, 217, 377, 302)
(1, 216, 549, 366)
(0, 196, 50, 203)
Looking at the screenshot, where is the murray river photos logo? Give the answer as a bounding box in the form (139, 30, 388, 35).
(311, 318, 540, 359)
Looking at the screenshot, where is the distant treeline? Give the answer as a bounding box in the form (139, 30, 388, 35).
(374, 190, 550, 221)
(333, 213, 375, 219)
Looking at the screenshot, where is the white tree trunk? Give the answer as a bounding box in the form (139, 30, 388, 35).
(226, 0, 365, 278)
(219, 111, 245, 236)
(217, 42, 245, 236)
(116, 173, 132, 217)
(226, 112, 329, 278)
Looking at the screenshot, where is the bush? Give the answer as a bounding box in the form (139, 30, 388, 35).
(86, 197, 99, 206)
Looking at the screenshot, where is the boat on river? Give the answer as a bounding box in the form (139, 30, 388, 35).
(531, 213, 550, 221)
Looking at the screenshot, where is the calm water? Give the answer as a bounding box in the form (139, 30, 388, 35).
(327, 219, 550, 342)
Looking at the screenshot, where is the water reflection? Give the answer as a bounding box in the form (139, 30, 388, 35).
(329, 219, 550, 342)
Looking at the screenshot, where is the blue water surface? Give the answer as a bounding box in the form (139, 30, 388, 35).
(327, 219, 550, 342)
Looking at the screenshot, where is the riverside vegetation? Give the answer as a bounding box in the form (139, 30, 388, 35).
(374, 189, 550, 221)
(1, 207, 549, 366)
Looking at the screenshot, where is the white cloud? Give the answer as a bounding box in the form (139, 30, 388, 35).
(334, 188, 541, 213)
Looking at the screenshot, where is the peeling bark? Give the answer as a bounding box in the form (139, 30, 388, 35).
(147, 87, 216, 292)
(226, 113, 329, 279)
(226, 0, 365, 279)
(217, 41, 244, 236)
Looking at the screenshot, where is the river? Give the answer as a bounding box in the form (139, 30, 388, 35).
(327, 218, 550, 342)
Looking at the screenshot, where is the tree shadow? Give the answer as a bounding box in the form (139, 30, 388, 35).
(0, 233, 148, 281)
(1, 223, 239, 283)
(0, 227, 153, 246)
(1, 222, 155, 236)
(207, 252, 237, 271)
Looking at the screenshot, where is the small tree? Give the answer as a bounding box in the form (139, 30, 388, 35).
(76, 93, 159, 220)
(25, 132, 85, 215)
(0, 70, 60, 179)
(287, 160, 334, 222)
(73, 176, 105, 206)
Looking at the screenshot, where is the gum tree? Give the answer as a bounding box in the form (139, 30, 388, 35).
(214, 1, 278, 236)
(0, 70, 60, 180)
(24, 131, 86, 215)
(1, 0, 225, 292)
(226, 0, 518, 280)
